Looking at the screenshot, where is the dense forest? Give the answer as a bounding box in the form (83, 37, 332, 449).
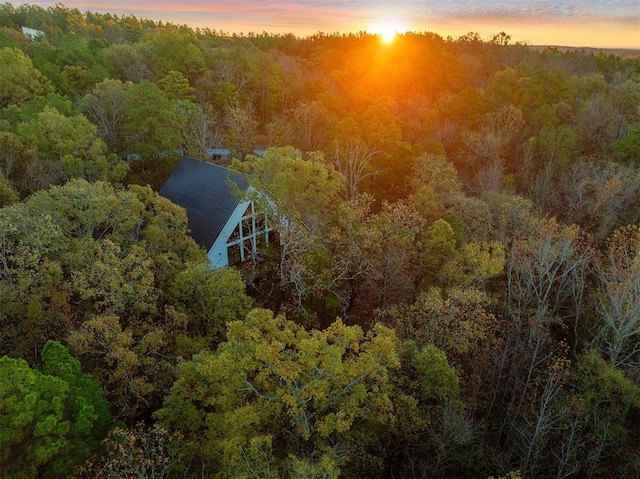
(1, 2, 640, 478)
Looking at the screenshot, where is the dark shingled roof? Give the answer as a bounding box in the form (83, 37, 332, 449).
(159, 156, 249, 250)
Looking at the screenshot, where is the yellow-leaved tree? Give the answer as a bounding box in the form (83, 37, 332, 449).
(158, 308, 400, 477)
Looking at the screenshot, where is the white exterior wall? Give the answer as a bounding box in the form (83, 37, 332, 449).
(207, 200, 251, 269)
(21, 27, 44, 39)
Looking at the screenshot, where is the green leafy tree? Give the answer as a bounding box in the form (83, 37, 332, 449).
(445, 195, 495, 242)
(440, 240, 505, 288)
(122, 80, 183, 186)
(380, 340, 473, 478)
(123, 80, 182, 159)
(157, 70, 196, 101)
(419, 218, 458, 288)
(0, 341, 111, 479)
(357, 200, 423, 312)
(51, 33, 100, 96)
(24, 179, 144, 245)
(238, 147, 344, 232)
(171, 263, 253, 347)
(8, 93, 76, 124)
(127, 184, 206, 294)
(158, 309, 400, 477)
(380, 286, 500, 410)
(329, 104, 408, 201)
(614, 124, 640, 161)
(143, 28, 206, 81)
(101, 43, 152, 82)
(1, 179, 205, 417)
(70, 240, 157, 320)
(536, 351, 640, 479)
(0, 26, 30, 50)
(0, 172, 18, 206)
(0, 47, 52, 108)
(234, 147, 344, 312)
(409, 153, 463, 223)
(565, 351, 640, 478)
(16, 106, 127, 189)
(0, 131, 36, 194)
(323, 195, 423, 320)
(0, 204, 67, 359)
(68, 312, 172, 421)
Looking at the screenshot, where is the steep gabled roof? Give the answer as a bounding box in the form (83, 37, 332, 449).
(160, 156, 249, 250)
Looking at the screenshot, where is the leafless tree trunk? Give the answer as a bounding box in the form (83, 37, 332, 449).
(593, 227, 640, 374)
(332, 138, 380, 200)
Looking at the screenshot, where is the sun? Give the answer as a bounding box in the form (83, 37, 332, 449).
(381, 29, 396, 43)
(372, 20, 406, 43)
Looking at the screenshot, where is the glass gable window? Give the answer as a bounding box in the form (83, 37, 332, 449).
(225, 201, 272, 265)
(227, 243, 241, 265)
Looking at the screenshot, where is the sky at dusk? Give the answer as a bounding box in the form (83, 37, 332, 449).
(25, 1, 640, 49)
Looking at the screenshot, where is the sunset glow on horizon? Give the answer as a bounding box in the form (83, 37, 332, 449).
(371, 20, 407, 44)
(24, 1, 640, 49)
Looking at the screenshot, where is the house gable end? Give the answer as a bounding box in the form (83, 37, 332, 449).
(159, 156, 249, 251)
(207, 199, 251, 268)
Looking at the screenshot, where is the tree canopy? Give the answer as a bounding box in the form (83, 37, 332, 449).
(1, 3, 640, 477)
